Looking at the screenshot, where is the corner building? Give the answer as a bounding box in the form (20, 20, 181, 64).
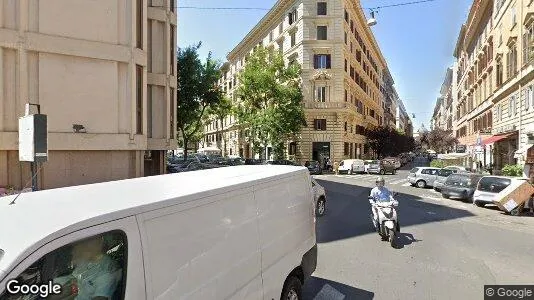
(204, 0, 396, 164)
(0, 0, 178, 189)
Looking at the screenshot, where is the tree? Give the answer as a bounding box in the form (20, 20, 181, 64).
(206, 96, 233, 155)
(366, 126, 416, 158)
(418, 127, 458, 153)
(235, 46, 305, 159)
(177, 43, 223, 159)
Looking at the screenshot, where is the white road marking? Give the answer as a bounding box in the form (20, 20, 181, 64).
(427, 211, 436, 215)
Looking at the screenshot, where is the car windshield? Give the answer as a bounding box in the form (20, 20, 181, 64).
(309, 161, 318, 167)
(438, 169, 454, 177)
(477, 177, 512, 193)
(371, 160, 380, 164)
(410, 168, 419, 173)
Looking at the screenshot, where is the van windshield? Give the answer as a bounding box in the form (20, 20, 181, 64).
(478, 177, 511, 193)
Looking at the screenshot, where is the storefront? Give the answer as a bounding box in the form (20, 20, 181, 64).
(486, 131, 518, 173)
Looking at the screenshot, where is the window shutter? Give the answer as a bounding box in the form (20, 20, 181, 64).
(326, 55, 331, 68)
(313, 55, 318, 69)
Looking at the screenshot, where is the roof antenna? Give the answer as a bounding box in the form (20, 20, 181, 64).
(9, 164, 42, 205)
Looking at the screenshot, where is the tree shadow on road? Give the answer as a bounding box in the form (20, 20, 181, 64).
(303, 276, 374, 300)
(315, 180, 475, 244)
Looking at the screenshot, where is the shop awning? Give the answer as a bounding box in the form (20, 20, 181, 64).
(481, 132, 515, 145)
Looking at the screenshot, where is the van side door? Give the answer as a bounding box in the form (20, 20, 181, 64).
(0, 217, 144, 300)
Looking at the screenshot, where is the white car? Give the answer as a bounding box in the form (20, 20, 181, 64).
(311, 177, 327, 217)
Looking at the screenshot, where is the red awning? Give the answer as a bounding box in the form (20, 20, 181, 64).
(482, 132, 515, 145)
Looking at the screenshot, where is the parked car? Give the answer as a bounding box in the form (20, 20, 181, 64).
(383, 157, 401, 169)
(338, 159, 357, 174)
(0, 165, 317, 300)
(244, 158, 263, 165)
(311, 177, 327, 217)
(472, 176, 528, 207)
(433, 168, 458, 192)
(444, 165, 469, 172)
(350, 159, 366, 174)
(266, 160, 298, 165)
(305, 160, 323, 175)
(408, 167, 440, 188)
(441, 173, 483, 201)
(367, 160, 396, 175)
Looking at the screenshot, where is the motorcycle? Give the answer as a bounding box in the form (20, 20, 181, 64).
(369, 193, 399, 247)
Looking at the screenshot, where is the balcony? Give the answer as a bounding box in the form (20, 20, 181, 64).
(303, 101, 348, 109)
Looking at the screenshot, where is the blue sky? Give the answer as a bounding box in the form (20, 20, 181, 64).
(177, 0, 473, 128)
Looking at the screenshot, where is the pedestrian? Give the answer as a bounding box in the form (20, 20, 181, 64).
(326, 158, 332, 172)
(333, 160, 339, 175)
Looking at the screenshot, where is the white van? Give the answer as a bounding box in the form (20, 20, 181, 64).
(0, 166, 317, 300)
(338, 159, 365, 174)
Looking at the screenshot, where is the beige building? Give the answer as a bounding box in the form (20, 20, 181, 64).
(203, 0, 399, 164)
(453, 0, 534, 172)
(489, 0, 534, 173)
(0, 0, 177, 190)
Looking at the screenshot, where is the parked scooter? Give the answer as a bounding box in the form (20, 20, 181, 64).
(369, 193, 399, 247)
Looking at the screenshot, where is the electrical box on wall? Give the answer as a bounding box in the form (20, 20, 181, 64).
(19, 114, 48, 162)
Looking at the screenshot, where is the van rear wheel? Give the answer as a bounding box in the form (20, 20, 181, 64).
(281, 276, 302, 300)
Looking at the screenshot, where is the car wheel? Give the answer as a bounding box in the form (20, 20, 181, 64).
(316, 197, 326, 217)
(380, 169, 386, 175)
(392, 170, 396, 175)
(442, 193, 450, 199)
(416, 180, 426, 188)
(474, 201, 485, 207)
(510, 208, 520, 216)
(281, 276, 302, 300)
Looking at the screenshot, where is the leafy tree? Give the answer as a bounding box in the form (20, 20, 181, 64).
(177, 43, 224, 158)
(366, 126, 416, 158)
(206, 96, 233, 155)
(235, 46, 305, 159)
(418, 128, 458, 153)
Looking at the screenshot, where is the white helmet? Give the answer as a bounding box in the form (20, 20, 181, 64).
(376, 176, 385, 184)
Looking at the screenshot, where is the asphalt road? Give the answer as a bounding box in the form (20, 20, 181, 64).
(303, 157, 534, 300)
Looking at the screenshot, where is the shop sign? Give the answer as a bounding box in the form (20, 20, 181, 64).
(456, 145, 466, 153)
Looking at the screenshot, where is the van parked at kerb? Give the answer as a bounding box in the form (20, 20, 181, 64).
(0, 165, 317, 300)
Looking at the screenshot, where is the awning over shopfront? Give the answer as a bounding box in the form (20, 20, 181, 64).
(481, 132, 515, 145)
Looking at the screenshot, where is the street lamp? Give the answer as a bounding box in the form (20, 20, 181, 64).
(367, 11, 377, 26)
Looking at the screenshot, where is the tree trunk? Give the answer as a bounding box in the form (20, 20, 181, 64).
(183, 137, 189, 159)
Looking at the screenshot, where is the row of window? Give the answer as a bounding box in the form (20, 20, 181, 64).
(494, 85, 534, 121)
(344, 142, 369, 157)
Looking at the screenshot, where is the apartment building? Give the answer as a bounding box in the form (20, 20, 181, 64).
(454, 0, 495, 168)
(489, 0, 534, 174)
(0, 0, 177, 190)
(431, 68, 454, 131)
(396, 98, 412, 136)
(204, 0, 400, 164)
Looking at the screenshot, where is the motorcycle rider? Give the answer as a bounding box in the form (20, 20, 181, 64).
(369, 176, 398, 230)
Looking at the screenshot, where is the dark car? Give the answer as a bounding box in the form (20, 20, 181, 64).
(433, 168, 458, 192)
(305, 160, 322, 175)
(244, 158, 264, 165)
(265, 160, 298, 165)
(441, 173, 483, 202)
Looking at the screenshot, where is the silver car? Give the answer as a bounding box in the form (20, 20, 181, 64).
(408, 167, 440, 188)
(311, 178, 327, 217)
